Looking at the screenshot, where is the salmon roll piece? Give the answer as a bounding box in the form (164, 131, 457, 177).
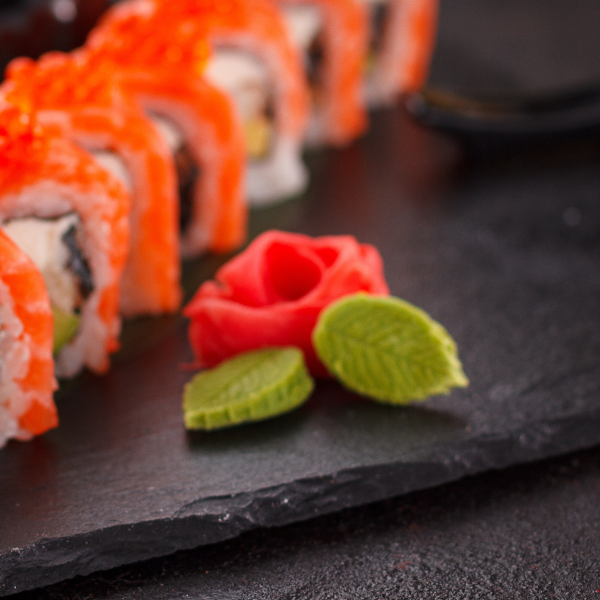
(277, 0, 370, 146)
(1, 50, 181, 316)
(0, 105, 130, 378)
(363, 0, 438, 105)
(84, 2, 247, 257)
(0, 229, 58, 449)
(148, 0, 310, 206)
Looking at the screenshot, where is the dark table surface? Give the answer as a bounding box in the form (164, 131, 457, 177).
(5, 0, 600, 597)
(10, 446, 600, 599)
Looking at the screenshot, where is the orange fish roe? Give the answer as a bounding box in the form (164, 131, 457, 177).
(0, 105, 48, 174)
(0, 51, 181, 316)
(148, 0, 310, 140)
(90, 0, 212, 73)
(5, 52, 119, 110)
(85, 1, 247, 256)
(0, 228, 58, 447)
(143, 0, 310, 205)
(0, 104, 130, 377)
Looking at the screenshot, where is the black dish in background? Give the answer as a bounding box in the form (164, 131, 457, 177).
(405, 85, 600, 156)
(417, 0, 600, 157)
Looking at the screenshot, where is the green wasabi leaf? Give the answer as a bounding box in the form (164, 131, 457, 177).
(313, 294, 469, 404)
(183, 347, 314, 431)
(52, 305, 81, 355)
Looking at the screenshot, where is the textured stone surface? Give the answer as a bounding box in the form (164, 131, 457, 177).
(10, 447, 600, 600)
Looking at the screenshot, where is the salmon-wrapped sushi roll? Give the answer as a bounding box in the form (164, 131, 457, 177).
(0, 105, 130, 378)
(1, 51, 181, 316)
(0, 229, 58, 449)
(363, 0, 438, 105)
(84, 2, 247, 257)
(148, 0, 310, 206)
(277, 0, 370, 146)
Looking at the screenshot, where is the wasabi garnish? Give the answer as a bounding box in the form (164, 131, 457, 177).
(313, 293, 469, 404)
(183, 347, 315, 430)
(52, 305, 81, 355)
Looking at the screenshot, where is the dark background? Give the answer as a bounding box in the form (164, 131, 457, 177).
(430, 0, 600, 96)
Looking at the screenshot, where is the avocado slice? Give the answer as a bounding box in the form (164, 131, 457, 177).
(52, 305, 81, 355)
(244, 116, 273, 160)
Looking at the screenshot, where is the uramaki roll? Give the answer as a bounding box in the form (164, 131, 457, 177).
(149, 0, 311, 206)
(277, 0, 370, 146)
(363, 0, 438, 105)
(0, 105, 130, 378)
(0, 228, 58, 449)
(84, 1, 247, 257)
(1, 51, 181, 316)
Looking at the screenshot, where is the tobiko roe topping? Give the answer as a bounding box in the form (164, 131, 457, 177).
(184, 230, 389, 376)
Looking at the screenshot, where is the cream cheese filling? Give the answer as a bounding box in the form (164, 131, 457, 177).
(205, 50, 271, 121)
(205, 49, 274, 160)
(2, 214, 82, 314)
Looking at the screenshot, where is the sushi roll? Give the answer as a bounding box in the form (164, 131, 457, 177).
(1, 50, 181, 317)
(0, 104, 130, 377)
(0, 228, 58, 449)
(363, 0, 438, 105)
(150, 0, 311, 206)
(84, 1, 247, 257)
(277, 0, 370, 146)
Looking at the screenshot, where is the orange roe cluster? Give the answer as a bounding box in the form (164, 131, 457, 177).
(89, 0, 211, 72)
(151, 0, 254, 36)
(0, 105, 49, 178)
(5, 51, 121, 111)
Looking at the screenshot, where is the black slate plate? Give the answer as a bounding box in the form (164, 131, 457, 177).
(2, 106, 600, 596)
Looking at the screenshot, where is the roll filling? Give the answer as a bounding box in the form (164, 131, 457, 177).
(282, 5, 325, 106)
(204, 50, 275, 161)
(2, 214, 93, 350)
(149, 114, 201, 234)
(367, 0, 390, 67)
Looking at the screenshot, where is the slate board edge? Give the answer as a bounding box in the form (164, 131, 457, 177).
(2, 408, 600, 597)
